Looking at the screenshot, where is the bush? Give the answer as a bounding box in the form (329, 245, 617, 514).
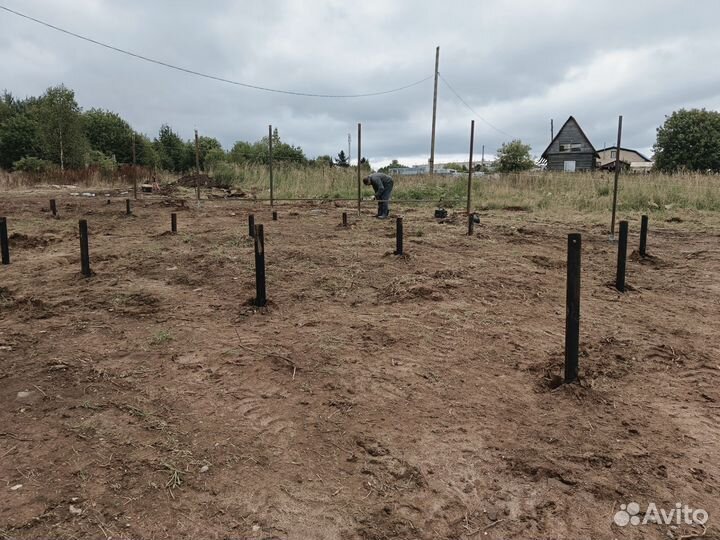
(211, 161, 241, 189)
(86, 150, 117, 176)
(13, 156, 53, 173)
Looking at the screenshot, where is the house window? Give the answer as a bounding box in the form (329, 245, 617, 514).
(560, 143, 582, 153)
(610, 150, 617, 159)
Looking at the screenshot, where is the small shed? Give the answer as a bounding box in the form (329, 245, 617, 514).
(541, 116, 598, 172)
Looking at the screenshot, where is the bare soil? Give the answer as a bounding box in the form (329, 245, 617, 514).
(1, 193, 719, 540)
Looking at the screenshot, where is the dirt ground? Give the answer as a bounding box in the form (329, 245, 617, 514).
(1, 191, 719, 540)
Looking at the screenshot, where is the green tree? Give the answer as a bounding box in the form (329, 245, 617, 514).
(379, 159, 409, 173)
(154, 124, 187, 172)
(654, 108, 720, 172)
(83, 108, 134, 163)
(134, 133, 160, 168)
(196, 136, 223, 169)
(229, 129, 305, 164)
(335, 150, 349, 167)
(34, 85, 87, 170)
(496, 139, 534, 172)
(0, 113, 42, 169)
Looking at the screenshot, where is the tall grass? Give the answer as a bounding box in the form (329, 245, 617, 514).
(3, 165, 720, 213)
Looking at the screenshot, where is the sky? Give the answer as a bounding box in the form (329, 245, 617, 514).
(1, 0, 719, 168)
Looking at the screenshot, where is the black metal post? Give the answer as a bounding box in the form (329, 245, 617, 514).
(254, 224, 267, 307)
(467, 213, 474, 236)
(564, 233, 581, 383)
(126, 198, 131, 215)
(342, 212, 348, 227)
(248, 214, 255, 238)
(395, 217, 404, 256)
(616, 220, 628, 292)
(272, 210, 278, 221)
(171, 213, 177, 233)
(0, 217, 9, 265)
(79, 219, 91, 277)
(639, 215, 648, 257)
(50, 199, 57, 217)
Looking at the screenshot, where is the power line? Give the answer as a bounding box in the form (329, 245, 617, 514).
(438, 73, 515, 139)
(0, 4, 433, 98)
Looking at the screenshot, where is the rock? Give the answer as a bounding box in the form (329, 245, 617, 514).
(16, 391, 35, 400)
(10, 484, 22, 491)
(199, 465, 209, 473)
(69, 504, 83, 515)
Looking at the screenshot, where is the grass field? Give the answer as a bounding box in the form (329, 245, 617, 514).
(3, 166, 720, 216)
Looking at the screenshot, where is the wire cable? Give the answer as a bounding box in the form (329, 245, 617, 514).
(0, 4, 433, 98)
(438, 73, 515, 139)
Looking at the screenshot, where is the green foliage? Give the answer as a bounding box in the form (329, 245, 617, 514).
(379, 159, 409, 173)
(134, 134, 160, 168)
(154, 124, 187, 172)
(335, 150, 349, 167)
(229, 128, 305, 165)
(496, 140, 535, 172)
(0, 113, 42, 169)
(196, 136, 223, 169)
(445, 162, 468, 172)
(211, 161, 241, 188)
(13, 156, 53, 173)
(654, 108, 720, 172)
(86, 150, 117, 175)
(204, 147, 227, 169)
(34, 85, 88, 169)
(83, 108, 134, 163)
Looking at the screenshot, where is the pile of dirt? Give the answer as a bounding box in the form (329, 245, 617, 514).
(176, 173, 214, 188)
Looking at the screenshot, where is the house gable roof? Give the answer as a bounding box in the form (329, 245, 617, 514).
(596, 146, 652, 162)
(541, 116, 598, 159)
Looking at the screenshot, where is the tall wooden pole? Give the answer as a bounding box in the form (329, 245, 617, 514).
(610, 115, 623, 238)
(357, 123, 362, 215)
(194, 129, 201, 201)
(551, 119, 554, 142)
(466, 120, 475, 214)
(269, 124, 274, 207)
(481, 144, 485, 166)
(429, 46, 440, 175)
(132, 132, 137, 200)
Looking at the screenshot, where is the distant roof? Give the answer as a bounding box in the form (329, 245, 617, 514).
(596, 146, 652, 162)
(541, 116, 598, 159)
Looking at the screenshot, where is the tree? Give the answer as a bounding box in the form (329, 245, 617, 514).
(34, 85, 87, 170)
(378, 159, 408, 173)
(496, 140, 534, 172)
(229, 129, 306, 164)
(335, 150, 349, 167)
(154, 124, 187, 172)
(654, 109, 720, 172)
(0, 113, 42, 169)
(134, 133, 160, 168)
(84, 108, 134, 164)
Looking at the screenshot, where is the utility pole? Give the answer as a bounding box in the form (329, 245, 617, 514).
(481, 144, 485, 166)
(348, 133, 351, 165)
(357, 123, 362, 215)
(551, 119, 554, 141)
(610, 115, 623, 239)
(429, 46, 440, 174)
(194, 129, 201, 201)
(132, 132, 137, 200)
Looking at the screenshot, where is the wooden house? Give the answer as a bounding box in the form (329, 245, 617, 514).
(541, 116, 598, 172)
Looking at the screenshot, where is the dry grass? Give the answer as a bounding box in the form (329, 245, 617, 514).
(3, 166, 719, 214)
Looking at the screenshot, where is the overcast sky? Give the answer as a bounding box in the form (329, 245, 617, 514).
(2, 0, 719, 167)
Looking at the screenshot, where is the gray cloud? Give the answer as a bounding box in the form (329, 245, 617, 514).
(2, 0, 719, 166)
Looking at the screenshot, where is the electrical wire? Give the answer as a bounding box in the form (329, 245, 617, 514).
(0, 4, 433, 98)
(438, 73, 516, 139)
